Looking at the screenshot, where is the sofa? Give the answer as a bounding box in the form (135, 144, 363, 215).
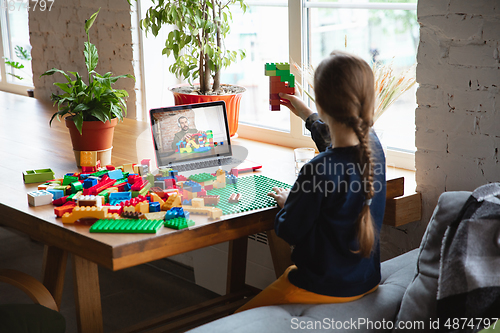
(188, 191, 478, 332)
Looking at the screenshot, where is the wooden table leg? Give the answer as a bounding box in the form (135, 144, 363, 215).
(72, 254, 103, 333)
(226, 236, 248, 294)
(42, 245, 67, 310)
(266, 230, 293, 278)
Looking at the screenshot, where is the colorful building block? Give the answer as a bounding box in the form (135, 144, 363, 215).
(161, 193, 182, 211)
(182, 206, 222, 220)
(149, 201, 161, 212)
(62, 175, 79, 186)
(90, 219, 164, 233)
(163, 217, 195, 230)
(23, 169, 55, 184)
(27, 190, 53, 206)
(77, 195, 104, 207)
(149, 192, 165, 205)
(83, 178, 115, 195)
(109, 192, 132, 205)
(164, 207, 190, 221)
(191, 198, 204, 208)
(226, 174, 238, 185)
(144, 211, 166, 220)
(80, 151, 98, 167)
(71, 181, 83, 193)
(123, 163, 135, 174)
(47, 188, 64, 200)
(121, 211, 144, 219)
(83, 177, 98, 189)
(188, 173, 216, 185)
(183, 180, 202, 193)
(52, 195, 70, 206)
(54, 201, 76, 218)
(135, 201, 150, 214)
(107, 169, 124, 180)
(228, 193, 241, 203)
(61, 206, 117, 223)
(197, 195, 220, 206)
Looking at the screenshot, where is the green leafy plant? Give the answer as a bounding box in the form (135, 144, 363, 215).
(4, 45, 32, 81)
(135, 0, 247, 94)
(41, 9, 135, 134)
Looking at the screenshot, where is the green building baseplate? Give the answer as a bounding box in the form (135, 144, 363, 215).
(164, 217, 195, 230)
(206, 175, 291, 215)
(188, 173, 217, 183)
(89, 219, 164, 233)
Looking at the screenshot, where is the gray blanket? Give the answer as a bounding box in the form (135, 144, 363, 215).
(437, 183, 500, 333)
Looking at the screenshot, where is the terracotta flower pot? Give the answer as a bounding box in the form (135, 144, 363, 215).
(65, 117, 118, 151)
(65, 117, 118, 166)
(170, 84, 245, 137)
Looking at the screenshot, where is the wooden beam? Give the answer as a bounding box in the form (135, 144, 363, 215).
(226, 237, 248, 294)
(42, 245, 67, 310)
(72, 254, 103, 333)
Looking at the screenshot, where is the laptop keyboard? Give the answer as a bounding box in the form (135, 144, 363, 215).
(173, 157, 243, 172)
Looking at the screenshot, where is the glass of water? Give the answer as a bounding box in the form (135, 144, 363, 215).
(294, 148, 316, 176)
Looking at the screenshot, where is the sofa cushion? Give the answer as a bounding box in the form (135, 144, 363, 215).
(188, 249, 418, 333)
(394, 191, 471, 331)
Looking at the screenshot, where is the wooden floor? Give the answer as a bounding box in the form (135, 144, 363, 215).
(0, 226, 220, 333)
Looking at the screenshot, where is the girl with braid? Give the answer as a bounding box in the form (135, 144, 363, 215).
(237, 51, 386, 312)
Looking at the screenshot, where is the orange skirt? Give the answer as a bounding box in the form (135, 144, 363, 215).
(236, 265, 379, 313)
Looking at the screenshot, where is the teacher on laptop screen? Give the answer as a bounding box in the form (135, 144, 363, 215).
(171, 116, 205, 151)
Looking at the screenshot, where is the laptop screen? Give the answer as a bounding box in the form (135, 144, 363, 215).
(149, 101, 232, 168)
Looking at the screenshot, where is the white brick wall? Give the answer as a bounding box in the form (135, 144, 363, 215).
(29, 0, 137, 118)
(415, 0, 500, 248)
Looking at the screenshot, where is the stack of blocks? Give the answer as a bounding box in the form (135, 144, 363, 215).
(176, 130, 214, 154)
(265, 62, 295, 111)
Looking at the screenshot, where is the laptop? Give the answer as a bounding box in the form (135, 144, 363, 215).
(149, 101, 260, 174)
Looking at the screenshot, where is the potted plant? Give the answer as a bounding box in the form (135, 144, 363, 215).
(3, 45, 35, 97)
(41, 9, 135, 166)
(134, 0, 247, 136)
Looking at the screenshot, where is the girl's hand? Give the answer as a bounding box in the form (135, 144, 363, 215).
(267, 187, 290, 209)
(279, 92, 314, 122)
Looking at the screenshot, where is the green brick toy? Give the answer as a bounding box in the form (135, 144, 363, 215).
(207, 175, 292, 215)
(188, 173, 217, 183)
(23, 168, 55, 184)
(89, 219, 164, 233)
(164, 217, 195, 230)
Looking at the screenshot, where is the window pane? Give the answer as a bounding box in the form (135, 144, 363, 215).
(6, 9, 32, 85)
(224, 4, 290, 132)
(307, 4, 418, 151)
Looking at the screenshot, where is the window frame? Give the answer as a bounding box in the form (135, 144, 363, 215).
(0, 8, 34, 95)
(238, 0, 417, 170)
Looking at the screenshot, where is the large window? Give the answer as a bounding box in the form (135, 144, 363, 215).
(138, 0, 418, 169)
(305, 1, 418, 157)
(0, 6, 33, 94)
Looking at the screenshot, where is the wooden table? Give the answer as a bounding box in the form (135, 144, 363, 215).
(0, 92, 296, 332)
(0, 91, 421, 332)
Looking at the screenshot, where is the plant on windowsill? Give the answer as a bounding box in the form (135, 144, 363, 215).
(130, 0, 248, 136)
(3, 45, 35, 97)
(292, 60, 416, 123)
(41, 9, 135, 166)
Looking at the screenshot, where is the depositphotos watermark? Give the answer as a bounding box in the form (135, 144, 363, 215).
(290, 160, 385, 196)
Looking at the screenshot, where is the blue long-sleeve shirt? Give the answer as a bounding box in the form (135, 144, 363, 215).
(274, 114, 386, 297)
